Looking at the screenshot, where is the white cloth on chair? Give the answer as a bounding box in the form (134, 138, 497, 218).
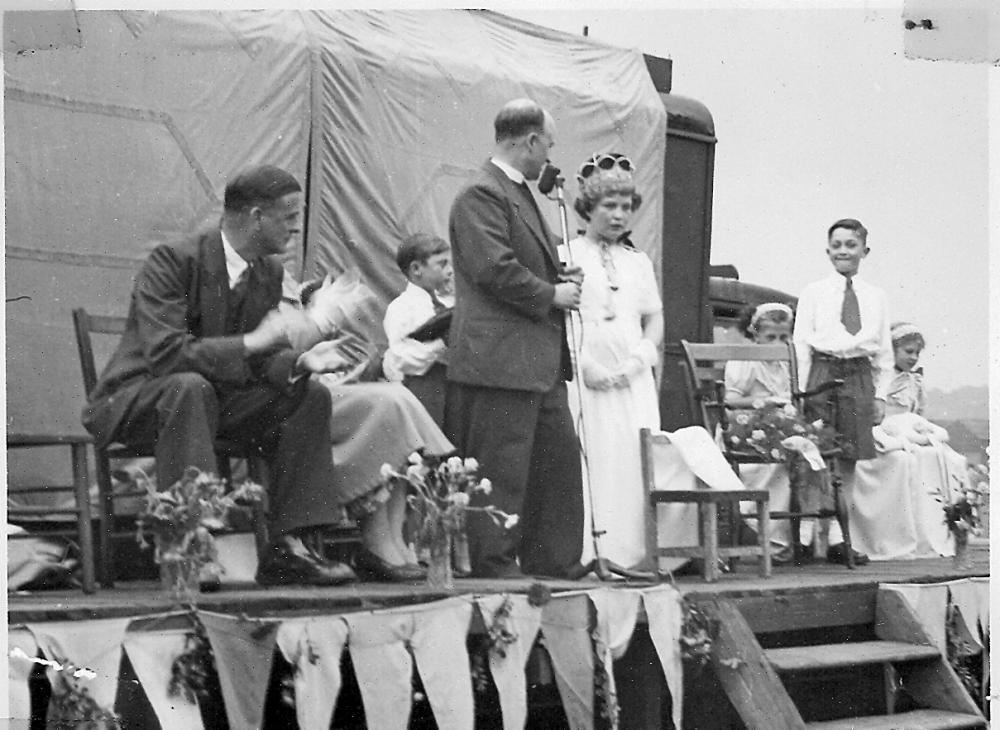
(648, 426, 745, 571)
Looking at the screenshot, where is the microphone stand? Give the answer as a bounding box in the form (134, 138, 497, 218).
(547, 172, 655, 583)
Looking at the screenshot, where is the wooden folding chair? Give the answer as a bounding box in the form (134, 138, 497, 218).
(679, 339, 854, 568)
(72, 308, 269, 587)
(7, 433, 97, 593)
(639, 428, 771, 582)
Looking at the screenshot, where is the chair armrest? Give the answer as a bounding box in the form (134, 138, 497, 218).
(794, 378, 844, 400)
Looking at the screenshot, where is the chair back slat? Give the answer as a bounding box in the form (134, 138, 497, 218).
(72, 308, 127, 397)
(680, 340, 798, 431)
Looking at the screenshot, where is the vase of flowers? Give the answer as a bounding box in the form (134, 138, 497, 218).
(136, 467, 264, 601)
(941, 471, 987, 571)
(380, 453, 515, 590)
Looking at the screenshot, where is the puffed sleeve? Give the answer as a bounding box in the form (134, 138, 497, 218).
(633, 249, 662, 316)
(724, 360, 756, 400)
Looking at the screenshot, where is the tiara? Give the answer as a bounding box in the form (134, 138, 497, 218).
(576, 153, 635, 200)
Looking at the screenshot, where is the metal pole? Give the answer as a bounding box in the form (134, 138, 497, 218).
(550, 178, 613, 581)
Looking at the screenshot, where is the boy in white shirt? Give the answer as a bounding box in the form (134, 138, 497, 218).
(383, 233, 453, 425)
(794, 218, 893, 567)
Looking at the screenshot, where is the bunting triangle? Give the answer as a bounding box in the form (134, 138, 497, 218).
(540, 593, 594, 730)
(123, 629, 205, 730)
(9, 629, 38, 720)
(276, 616, 349, 730)
(882, 583, 949, 653)
(28, 616, 132, 712)
(409, 598, 475, 730)
(642, 586, 684, 730)
(345, 611, 413, 730)
(198, 610, 280, 730)
(475, 594, 543, 730)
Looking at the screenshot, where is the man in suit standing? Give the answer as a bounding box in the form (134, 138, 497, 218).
(446, 99, 585, 578)
(83, 165, 356, 586)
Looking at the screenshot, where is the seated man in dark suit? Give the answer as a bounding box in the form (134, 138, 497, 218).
(82, 165, 356, 586)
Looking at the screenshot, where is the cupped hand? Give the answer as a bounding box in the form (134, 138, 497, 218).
(553, 281, 581, 310)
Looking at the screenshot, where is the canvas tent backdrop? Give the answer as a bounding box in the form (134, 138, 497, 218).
(5, 9, 665, 497)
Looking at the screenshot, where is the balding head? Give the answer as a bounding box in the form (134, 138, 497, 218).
(494, 99, 548, 143)
(492, 99, 555, 180)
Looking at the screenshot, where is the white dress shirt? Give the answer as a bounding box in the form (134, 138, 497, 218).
(490, 156, 524, 184)
(382, 282, 447, 381)
(220, 230, 249, 289)
(793, 273, 894, 400)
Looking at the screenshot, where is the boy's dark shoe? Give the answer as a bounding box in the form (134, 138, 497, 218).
(826, 543, 869, 566)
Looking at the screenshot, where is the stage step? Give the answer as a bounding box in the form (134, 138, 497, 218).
(766, 640, 940, 672)
(805, 708, 986, 730)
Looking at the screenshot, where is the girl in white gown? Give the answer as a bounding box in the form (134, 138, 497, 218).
(851, 323, 966, 558)
(563, 153, 664, 570)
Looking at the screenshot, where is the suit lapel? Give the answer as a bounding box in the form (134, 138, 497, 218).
(487, 163, 559, 271)
(200, 230, 229, 337)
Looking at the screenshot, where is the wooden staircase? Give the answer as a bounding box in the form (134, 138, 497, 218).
(688, 586, 986, 730)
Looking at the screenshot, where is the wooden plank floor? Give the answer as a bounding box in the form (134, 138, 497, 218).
(8, 541, 989, 624)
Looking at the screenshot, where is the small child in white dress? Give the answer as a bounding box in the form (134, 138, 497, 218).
(724, 303, 822, 563)
(851, 322, 967, 558)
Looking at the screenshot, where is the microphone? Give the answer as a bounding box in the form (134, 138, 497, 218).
(537, 161, 561, 195)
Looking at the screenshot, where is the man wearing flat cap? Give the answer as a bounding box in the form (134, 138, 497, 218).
(83, 165, 356, 586)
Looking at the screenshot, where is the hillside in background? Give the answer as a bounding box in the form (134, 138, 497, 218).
(923, 386, 989, 422)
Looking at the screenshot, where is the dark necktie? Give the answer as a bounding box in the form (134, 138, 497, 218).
(841, 277, 861, 335)
(226, 259, 257, 334)
(518, 181, 545, 227)
(430, 291, 447, 315)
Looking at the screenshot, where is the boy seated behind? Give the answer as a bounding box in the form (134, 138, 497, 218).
(383, 233, 453, 425)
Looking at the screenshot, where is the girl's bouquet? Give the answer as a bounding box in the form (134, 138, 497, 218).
(723, 401, 841, 465)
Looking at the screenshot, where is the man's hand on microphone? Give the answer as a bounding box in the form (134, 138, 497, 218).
(553, 281, 581, 310)
(558, 265, 584, 286)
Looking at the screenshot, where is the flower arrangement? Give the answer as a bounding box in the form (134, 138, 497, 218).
(679, 599, 718, 671)
(136, 467, 265, 598)
(380, 453, 515, 588)
(45, 654, 120, 729)
(723, 401, 840, 463)
(942, 468, 988, 538)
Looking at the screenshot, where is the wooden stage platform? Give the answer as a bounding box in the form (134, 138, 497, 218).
(8, 541, 990, 730)
(9, 540, 989, 623)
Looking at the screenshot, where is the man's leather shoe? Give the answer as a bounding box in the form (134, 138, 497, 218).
(256, 539, 357, 586)
(353, 547, 426, 582)
(826, 543, 869, 566)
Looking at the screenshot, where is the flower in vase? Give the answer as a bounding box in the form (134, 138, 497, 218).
(464, 457, 480, 471)
(476, 478, 493, 495)
(751, 429, 766, 442)
(783, 404, 798, 418)
(504, 514, 520, 530)
(735, 413, 750, 426)
(379, 463, 395, 480)
(449, 492, 471, 508)
(408, 452, 423, 465)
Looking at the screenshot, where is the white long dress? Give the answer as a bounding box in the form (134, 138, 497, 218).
(851, 370, 963, 558)
(723, 360, 798, 548)
(563, 236, 662, 569)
